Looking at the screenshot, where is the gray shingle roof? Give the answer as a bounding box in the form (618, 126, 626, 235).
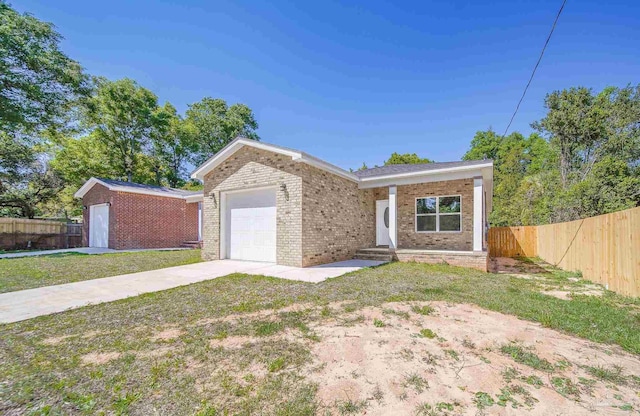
(353, 160, 492, 179)
(97, 178, 202, 197)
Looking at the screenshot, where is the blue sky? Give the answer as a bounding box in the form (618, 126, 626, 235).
(15, 0, 640, 169)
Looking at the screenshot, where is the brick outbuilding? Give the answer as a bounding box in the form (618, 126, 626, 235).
(74, 178, 203, 250)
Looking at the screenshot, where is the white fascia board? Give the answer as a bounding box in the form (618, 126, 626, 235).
(74, 177, 203, 201)
(358, 162, 494, 184)
(358, 167, 490, 189)
(190, 138, 302, 180)
(184, 194, 204, 203)
(74, 178, 108, 198)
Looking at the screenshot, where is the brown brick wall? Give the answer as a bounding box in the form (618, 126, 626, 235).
(301, 164, 375, 266)
(396, 179, 474, 251)
(201, 146, 376, 267)
(202, 146, 303, 266)
(82, 184, 199, 249)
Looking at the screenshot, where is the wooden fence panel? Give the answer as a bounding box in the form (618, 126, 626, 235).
(536, 207, 640, 297)
(488, 226, 538, 257)
(0, 218, 83, 250)
(0, 218, 66, 234)
(489, 207, 640, 297)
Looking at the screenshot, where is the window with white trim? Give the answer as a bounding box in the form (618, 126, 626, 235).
(416, 195, 461, 232)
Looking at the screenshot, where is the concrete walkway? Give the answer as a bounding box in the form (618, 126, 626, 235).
(0, 259, 385, 324)
(0, 247, 190, 259)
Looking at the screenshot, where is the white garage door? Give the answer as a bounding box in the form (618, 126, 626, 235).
(226, 188, 276, 263)
(89, 204, 109, 248)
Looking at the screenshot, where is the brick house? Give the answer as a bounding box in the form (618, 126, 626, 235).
(191, 138, 493, 271)
(74, 178, 203, 250)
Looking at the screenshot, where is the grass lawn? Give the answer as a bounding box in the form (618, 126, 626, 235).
(0, 260, 639, 414)
(0, 250, 203, 293)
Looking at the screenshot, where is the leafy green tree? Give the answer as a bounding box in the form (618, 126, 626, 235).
(150, 103, 194, 187)
(82, 78, 163, 182)
(184, 97, 259, 166)
(0, 2, 89, 135)
(384, 152, 433, 165)
(0, 133, 62, 218)
(533, 85, 640, 220)
(0, 3, 88, 217)
(463, 130, 553, 226)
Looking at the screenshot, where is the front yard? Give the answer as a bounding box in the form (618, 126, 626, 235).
(1, 259, 639, 415)
(0, 250, 202, 293)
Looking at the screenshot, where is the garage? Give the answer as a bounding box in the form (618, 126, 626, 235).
(89, 203, 109, 248)
(223, 188, 277, 263)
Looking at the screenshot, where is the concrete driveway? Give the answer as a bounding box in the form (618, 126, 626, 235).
(0, 259, 385, 324)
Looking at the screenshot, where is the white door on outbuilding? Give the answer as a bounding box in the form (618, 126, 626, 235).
(89, 203, 109, 248)
(225, 188, 277, 263)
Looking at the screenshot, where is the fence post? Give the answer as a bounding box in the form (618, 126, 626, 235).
(11, 219, 16, 250)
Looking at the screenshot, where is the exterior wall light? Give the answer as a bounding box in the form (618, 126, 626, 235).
(280, 183, 289, 201)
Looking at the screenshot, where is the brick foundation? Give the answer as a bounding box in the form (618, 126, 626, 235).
(394, 249, 488, 272)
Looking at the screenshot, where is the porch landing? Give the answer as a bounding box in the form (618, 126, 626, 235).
(354, 247, 488, 272)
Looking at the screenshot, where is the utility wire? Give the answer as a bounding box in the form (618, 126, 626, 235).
(502, 0, 567, 137)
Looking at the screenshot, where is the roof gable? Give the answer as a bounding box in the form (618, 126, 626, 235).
(190, 137, 359, 182)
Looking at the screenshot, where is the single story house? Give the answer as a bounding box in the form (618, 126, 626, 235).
(191, 138, 493, 271)
(74, 178, 203, 249)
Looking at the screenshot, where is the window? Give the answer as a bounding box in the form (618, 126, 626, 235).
(416, 195, 461, 232)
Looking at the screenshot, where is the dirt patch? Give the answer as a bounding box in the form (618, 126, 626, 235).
(136, 345, 176, 359)
(42, 334, 75, 345)
(544, 289, 604, 300)
(490, 257, 549, 276)
(80, 352, 121, 365)
(209, 329, 304, 349)
(151, 327, 184, 341)
(306, 302, 640, 415)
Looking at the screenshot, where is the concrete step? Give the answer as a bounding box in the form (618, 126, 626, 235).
(357, 247, 391, 254)
(353, 253, 393, 262)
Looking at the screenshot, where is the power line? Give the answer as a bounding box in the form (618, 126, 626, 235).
(502, 0, 567, 137)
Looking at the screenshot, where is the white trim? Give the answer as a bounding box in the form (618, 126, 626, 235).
(197, 201, 203, 241)
(473, 177, 483, 251)
(359, 162, 493, 182)
(190, 137, 359, 182)
(220, 191, 227, 260)
(389, 186, 397, 249)
(185, 194, 203, 203)
(74, 177, 204, 201)
(415, 195, 462, 233)
(358, 167, 491, 189)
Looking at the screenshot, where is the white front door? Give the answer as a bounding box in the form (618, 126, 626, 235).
(89, 204, 109, 248)
(376, 199, 390, 246)
(225, 188, 277, 262)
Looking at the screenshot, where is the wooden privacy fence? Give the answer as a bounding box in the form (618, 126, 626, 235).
(0, 218, 83, 250)
(488, 206, 640, 297)
(488, 226, 538, 257)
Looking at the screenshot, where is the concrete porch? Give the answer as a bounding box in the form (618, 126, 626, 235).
(354, 247, 488, 272)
